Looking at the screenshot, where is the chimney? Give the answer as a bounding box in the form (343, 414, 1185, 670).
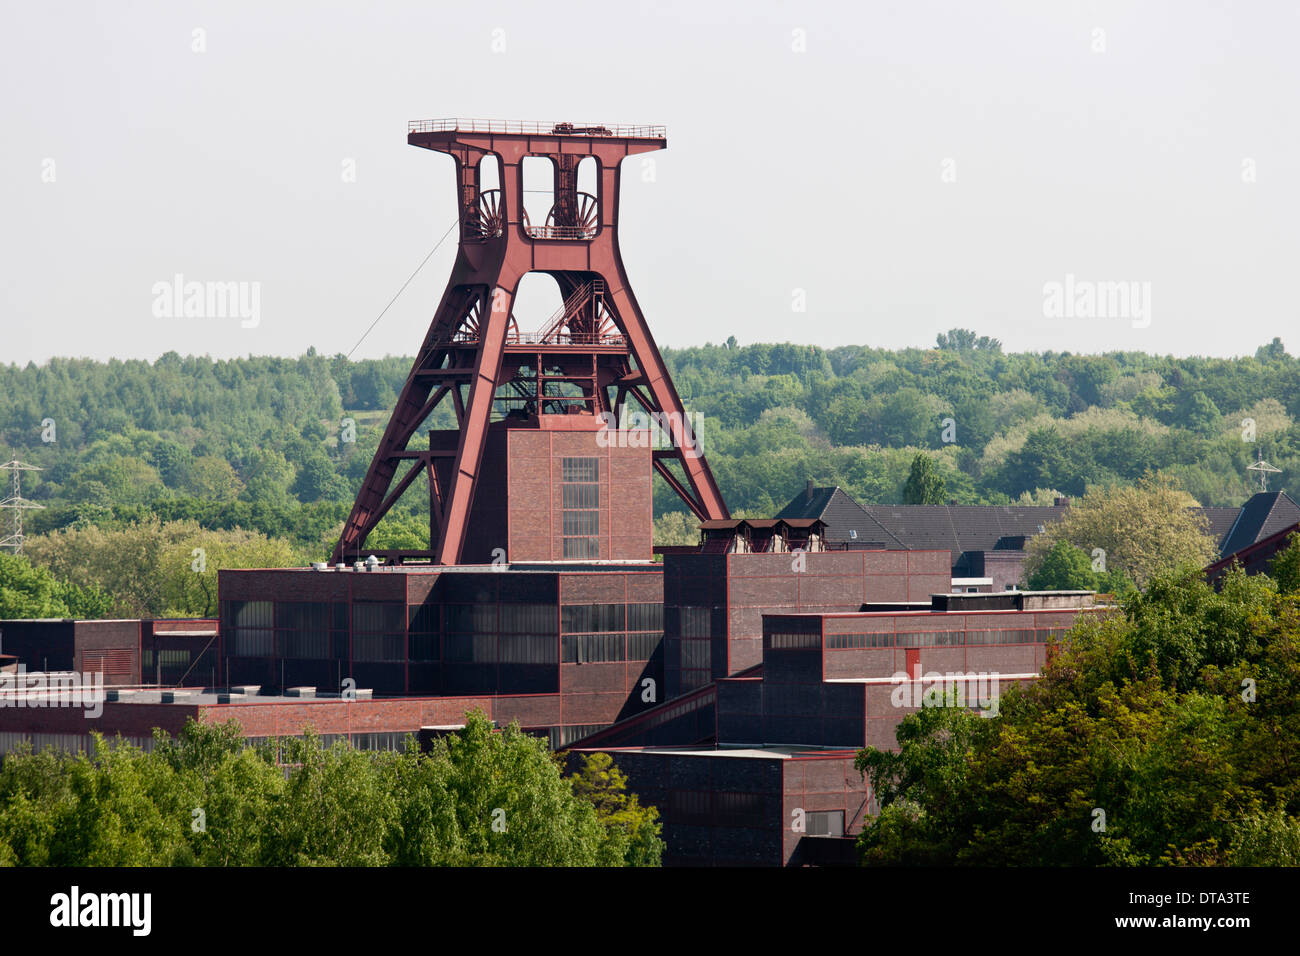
(1054, 497, 1071, 507)
(805, 479, 814, 503)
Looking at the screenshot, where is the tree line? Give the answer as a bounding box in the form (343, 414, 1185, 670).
(0, 713, 662, 867)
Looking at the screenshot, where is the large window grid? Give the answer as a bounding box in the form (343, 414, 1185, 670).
(561, 456, 600, 559)
(352, 602, 406, 662)
(768, 632, 820, 650)
(825, 628, 1057, 650)
(677, 605, 713, 689)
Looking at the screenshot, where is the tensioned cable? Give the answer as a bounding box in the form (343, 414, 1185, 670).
(345, 219, 459, 359)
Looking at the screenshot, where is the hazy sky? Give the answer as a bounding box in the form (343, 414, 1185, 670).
(3, 0, 1298, 366)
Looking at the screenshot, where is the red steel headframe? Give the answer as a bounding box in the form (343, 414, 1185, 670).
(331, 119, 728, 565)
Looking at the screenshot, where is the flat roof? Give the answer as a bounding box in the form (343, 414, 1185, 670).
(226, 561, 658, 575)
(569, 745, 859, 760)
(780, 605, 1105, 620)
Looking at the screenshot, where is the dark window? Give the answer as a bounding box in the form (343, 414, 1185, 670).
(805, 810, 845, 837)
(563, 511, 599, 536)
(548, 724, 605, 749)
(277, 602, 330, 631)
(561, 603, 625, 633)
(827, 632, 894, 649)
(561, 457, 599, 558)
(562, 457, 599, 482)
(352, 603, 404, 635)
(562, 633, 625, 663)
(628, 631, 662, 661)
(680, 639, 711, 669)
(679, 606, 711, 638)
(562, 484, 599, 509)
(408, 603, 438, 634)
(444, 604, 496, 633)
(498, 634, 558, 665)
(626, 603, 663, 631)
(280, 631, 329, 659)
(499, 603, 558, 634)
(410, 632, 439, 661)
(352, 634, 405, 662)
(562, 537, 599, 559)
(768, 632, 819, 650)
(714, 792, 765, 827)
(669, 790, 711, 825)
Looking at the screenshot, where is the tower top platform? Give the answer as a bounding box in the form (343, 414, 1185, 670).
(407, 118, 666, 141)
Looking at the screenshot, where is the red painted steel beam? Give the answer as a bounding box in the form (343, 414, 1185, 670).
(435, 295, 510, 564)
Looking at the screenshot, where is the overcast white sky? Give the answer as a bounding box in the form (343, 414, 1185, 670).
(3, 0, 1298, 365)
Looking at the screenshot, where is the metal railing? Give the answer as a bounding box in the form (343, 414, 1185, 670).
(524, 223, 598, 240)
(436, 331, 625, 348)
(408, 118, 665, 139)
(513, 331, 625, 346)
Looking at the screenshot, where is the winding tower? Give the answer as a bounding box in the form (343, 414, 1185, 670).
(332, 119, 728, 565)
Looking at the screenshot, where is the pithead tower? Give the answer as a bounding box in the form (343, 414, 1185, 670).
(332, 119, 728, 566)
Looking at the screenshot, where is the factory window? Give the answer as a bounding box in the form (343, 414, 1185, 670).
(562, 633, 625, 663)
(804, 810, 845, 837)
(351, 732, 410, 752)
(678, 606, 712, 639)
(223, 600, 273, 657)
(444, 603, 497, 633)
(680, 640, 711, 669)
(277, 602, 331, 631)
(498, 634, 558, 665)
(563, 538, 600, 559)
(627, 631, 662, 661)
(562, 510, 599, 537)
(827, 632, 894, 649)
(409, 632, 439, 661)
(548, 724, 605, 750)
(408, 603, 438, 634)
(670, 790, 711, 825)
(714, 792, 765, 828)
(562, 457, 599, 482)
(442, 633, 499, 663)
(563, 484, 598, 509)
(768, 632, 820, 650)
(963, 628, 1038, 645)
(352, 603, 405, 635)
(499, 603, 558, 634)
(561, 456, 600, 558)
(626, 603, 663, 631)
(280, 631, 329, 659)
(561, 603, 625, 633)
(352, 634, 405, 662)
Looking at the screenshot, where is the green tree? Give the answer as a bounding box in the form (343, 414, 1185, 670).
(902, 453, 946, 505)
(1026, 539, 1098, 591)
(853, 565, 1300, 866)
(0, 553, 115, 619)
(1268, 532, 1300, 595)
(1023, 474, 1218, 589)
(568, 752, 664, 866)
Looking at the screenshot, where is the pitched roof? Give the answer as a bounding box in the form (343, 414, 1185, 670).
(775, 485, 905, 548)
(1218, 492, 1300, 559)
(1200, 507, 1245, 550)
(861, 503, 1070, 563)
(774, 482, 1268, 563)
